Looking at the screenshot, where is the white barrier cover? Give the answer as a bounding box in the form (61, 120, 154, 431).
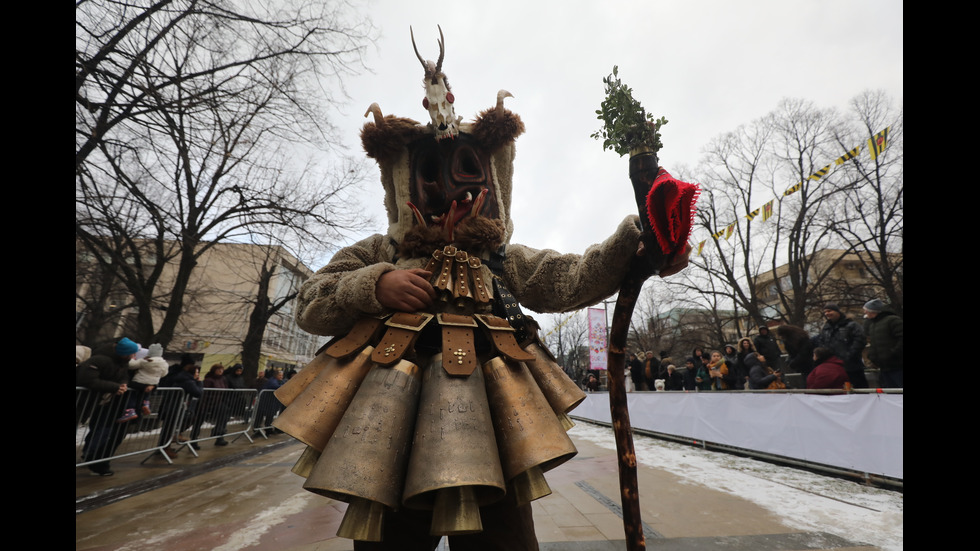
(573, 392, 903, 480)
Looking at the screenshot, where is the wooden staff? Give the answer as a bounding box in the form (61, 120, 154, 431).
(605, 149, 681, 551)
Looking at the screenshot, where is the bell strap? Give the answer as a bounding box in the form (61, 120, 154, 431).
(371, 312, 435, 366)
(437, 313, 479, 376)
(485, 247, 532, 345)
(325, 315, 388, 360)
(468, 255, 493, 305)
(475, 314, 535, 362)
(424, 246, 493, 307)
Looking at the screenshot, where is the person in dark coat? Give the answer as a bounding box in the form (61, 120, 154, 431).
(628, 353, 645, 391)
(173, 360, 204, 449)
(664, 364, 685, 391)
(255, 370, 285, 431)
(642, 351, 659, 392)
(76, 337, 139, 475)
(746, 352, 782, 390)
(775, 325, 815, 387)
(863, 299, 903, 388)
(735, 337, 755, 390)
(754, 326, 784, 372)
(813, 303, 867, 388)
(194, 364, 231, 446)
(224, 363, 247, 389)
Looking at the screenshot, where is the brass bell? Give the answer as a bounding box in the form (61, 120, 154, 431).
(523, 342, 587, 415)
(274, 349, 334, 407)
(431, 486, 483, 536)
(509, 465, 552, 506)
(290, 445, 321, 478)
(303, 359, 423, 536)
(272, 346, 374, 451)
(336, 497, 386, 542)
(482, 357, 577, 484)
(402, 355, 506, 535)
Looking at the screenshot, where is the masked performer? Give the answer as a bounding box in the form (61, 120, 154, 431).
(275, 27, 687, 551)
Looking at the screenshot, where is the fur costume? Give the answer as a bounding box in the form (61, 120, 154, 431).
(281, 37, 641, 550)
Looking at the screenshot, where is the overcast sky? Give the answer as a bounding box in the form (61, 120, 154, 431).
(323, 0, 903, 261)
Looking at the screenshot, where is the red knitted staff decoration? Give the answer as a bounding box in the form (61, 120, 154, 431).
(645, 167, 700, 258)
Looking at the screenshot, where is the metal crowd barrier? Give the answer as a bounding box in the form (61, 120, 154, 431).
(251, 389, 284, 438)
(76, 387, 188, 467)
(173, 388, 259, 456)
(76, 387, 265, 466)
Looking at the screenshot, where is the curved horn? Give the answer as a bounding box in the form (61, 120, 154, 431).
(435, 25, 446, 76)
(496, 90, 513, 113)
(410, 26, 428, 74)
(364, 103, 385, 127)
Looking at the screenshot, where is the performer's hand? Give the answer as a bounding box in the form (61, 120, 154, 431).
(659, 243, 692, 278)
(376, 269, 436, 312)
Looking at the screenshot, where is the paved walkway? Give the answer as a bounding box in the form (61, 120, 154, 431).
(76, 429, 881, 550)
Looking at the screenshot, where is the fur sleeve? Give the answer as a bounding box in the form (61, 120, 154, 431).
(295, 234, 396, 336)
(502, 215, 641, 313)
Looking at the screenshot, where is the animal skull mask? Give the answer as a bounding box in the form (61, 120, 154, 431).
(412, 26, 461, 141)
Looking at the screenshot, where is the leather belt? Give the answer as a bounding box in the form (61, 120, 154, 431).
(371, 312, 434, 366)
(325, 316, 387, 359)
(475, 314, 535, 362)
(437, 313, 479, 376)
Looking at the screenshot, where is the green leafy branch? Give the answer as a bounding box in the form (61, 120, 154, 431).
(591, 66, 668, 157)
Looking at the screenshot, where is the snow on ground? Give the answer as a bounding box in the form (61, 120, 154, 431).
(569, 422, 903, 551)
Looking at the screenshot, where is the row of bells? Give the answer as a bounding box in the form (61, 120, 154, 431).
(272, 341, 587, 541)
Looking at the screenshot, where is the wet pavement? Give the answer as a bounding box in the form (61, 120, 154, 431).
(76, 427, 883, 551)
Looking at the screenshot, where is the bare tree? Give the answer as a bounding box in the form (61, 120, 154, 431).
(675, 97, 885, 332)
(830, 90, 903, 315)
(76, 0, 374, 348)
(540, 311, 591, 384)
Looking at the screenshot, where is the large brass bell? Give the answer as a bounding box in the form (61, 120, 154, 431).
(303, 360, 423, 541)
(523, 342, 588, 415)
(482, 357, 577, 491)
(272, 347, 375, 451)
(402, 355, 506, 536)
(273, 347, 335, 407)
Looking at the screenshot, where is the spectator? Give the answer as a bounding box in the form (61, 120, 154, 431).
(122, 343, 168, 420)
(813, 303, 868, 388)
(628, 352, 644, 391)
(678, 357, 697, 390)
(706, 350, 734, 390)
(693, 357, 712, 391)
(173, 361, 204, 450)
(746, 352, 783, 390)
(775, 325, 815, 387)
(722, 344, 738, 371)
(255, 370, 285, 432)
(585, 373, 600, 392)
(154, 354, 197, 457)
(76, 345, 92, 366)
(754, 326, 784, 372)
(863, 299, 903, 388)
(643, 351, 659, 392)
(807, 347, 850, 390)
(196, 364, 230, 446)
(224, 363, 247, 389)
(735, 338, 755, 389)
(664, 364, 685, 391)
(76, 337, 138, 476)
(722, 344, 743, 390)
